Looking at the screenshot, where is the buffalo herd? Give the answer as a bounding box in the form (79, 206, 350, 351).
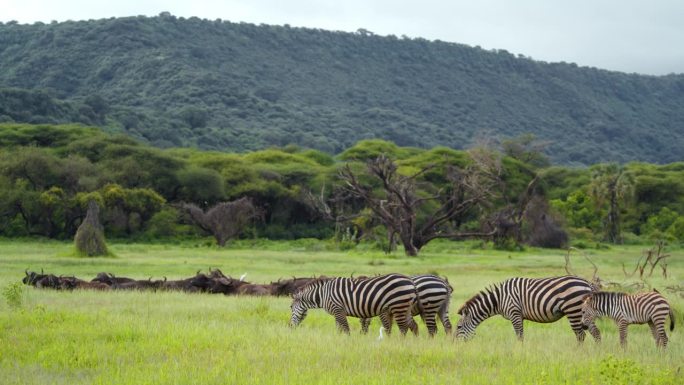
(21, 269, 320, 297)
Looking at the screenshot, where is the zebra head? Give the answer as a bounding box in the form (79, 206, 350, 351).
(455, 303, 480, 340)
(580, 293, 598, 330)
(289, 280, 324, 327)
(455, 289, 498, 340)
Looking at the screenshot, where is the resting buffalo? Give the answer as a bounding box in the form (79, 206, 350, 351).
(237, 284, 275, 296)
(91, 272, 136, 286)
(22, 269, 47, 286)
(270, 277, 325, 296)
(34, 274, 63, 289)
(111, 277, 166, 291)
(60, 276, 110, 291)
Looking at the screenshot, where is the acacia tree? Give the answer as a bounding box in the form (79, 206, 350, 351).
(338, 154, 496, 256)
(179, 197, 261, 246)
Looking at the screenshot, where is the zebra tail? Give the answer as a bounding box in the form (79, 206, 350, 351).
(670, 308, 675, 332)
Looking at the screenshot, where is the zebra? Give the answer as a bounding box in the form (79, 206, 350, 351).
(455, 275, 601, 342)
(359, 274, 453, 336)
(580, 290, 675, 348)
(289, 273, 418, 335)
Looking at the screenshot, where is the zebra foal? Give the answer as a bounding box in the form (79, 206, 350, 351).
(289, 273, 418, 335)
(581, 290, 675, 348)
(455, 275, 601, 342)
(360, 274, 453, 336)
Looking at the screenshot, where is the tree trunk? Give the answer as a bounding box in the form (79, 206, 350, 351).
(399, 232, 420, 256)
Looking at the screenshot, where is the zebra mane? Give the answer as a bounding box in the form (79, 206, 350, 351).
(590, 291, 628, 299)
(292, 276, 331, 296)
(458, 283, 500, 314)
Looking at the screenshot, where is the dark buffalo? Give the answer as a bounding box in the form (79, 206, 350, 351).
(270, 276, 325, 296)
(111, 277, 166, 291)
(34, 274, 62, 289)
(60, 276, 110, 291)
(23, 270, 45, 286)
(237, 284, 275, 296)
(91, 272, 136, 286)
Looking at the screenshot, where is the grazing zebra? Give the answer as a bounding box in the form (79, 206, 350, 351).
(581, 290, 675, 348)
(289, 273, 418, 335)
(455, 275, 601, 342)
(359, 274, 453, 336)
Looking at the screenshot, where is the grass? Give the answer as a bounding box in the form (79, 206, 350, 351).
(0, 239, 682, 384)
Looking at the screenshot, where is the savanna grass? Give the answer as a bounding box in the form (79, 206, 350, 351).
(0, 239, 682, 384)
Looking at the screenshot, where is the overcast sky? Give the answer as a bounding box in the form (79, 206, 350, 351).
(2, 0, 683, 75)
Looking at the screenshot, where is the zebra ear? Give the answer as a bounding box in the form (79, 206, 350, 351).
(456, 305, 465, 315)
(582, 293, 593, 303)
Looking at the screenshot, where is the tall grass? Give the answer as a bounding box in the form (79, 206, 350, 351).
(0, 240, 682, 384)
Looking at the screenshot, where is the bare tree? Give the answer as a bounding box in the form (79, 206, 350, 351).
(563, 247, 601, 289)
(179, 197, 261, 247)
(589, 164, 634, 244)
(338, 154, 495, 256)
(300, 185, 378, 247)
(623, 241, 670, 279)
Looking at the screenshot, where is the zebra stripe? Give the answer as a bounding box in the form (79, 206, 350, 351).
(581, 290, 675, 348)
(455, 275, 600, 342)
(360, 274, 453, 336)
(289, 273, 418, 335)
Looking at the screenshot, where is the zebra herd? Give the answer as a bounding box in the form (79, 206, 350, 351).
(289, 274, 675, 348)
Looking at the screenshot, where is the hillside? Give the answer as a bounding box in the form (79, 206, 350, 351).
(1, 15, 683, 164)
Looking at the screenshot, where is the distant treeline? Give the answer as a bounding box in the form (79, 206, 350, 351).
(1, 15, 684, 165)
(1, 123, 683, 248)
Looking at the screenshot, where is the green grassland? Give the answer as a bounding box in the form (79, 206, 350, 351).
(1, 239, 682, 385)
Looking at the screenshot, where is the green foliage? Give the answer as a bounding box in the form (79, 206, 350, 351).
(598, 355, 645, 385)
(2, 281, 23, 310)
(176, 166, 225, 204)
(1, 123, 684, 244)
(550, 190, 602, 230)
(641, 207, 678, 238)
(1, 17, 683, 165)
(144, 207, 193, 239)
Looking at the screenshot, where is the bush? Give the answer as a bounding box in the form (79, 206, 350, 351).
(2, 282, 23, 310)
(144, 207, 183, 238)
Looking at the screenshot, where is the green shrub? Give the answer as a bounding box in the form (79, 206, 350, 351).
(598, 355, 644, 385)
(2, 281, 23, 310)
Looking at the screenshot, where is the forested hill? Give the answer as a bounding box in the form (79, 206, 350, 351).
(1, 15, 683, 165)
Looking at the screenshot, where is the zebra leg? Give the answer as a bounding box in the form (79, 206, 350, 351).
(408, 316, 419, 336)
(648, 321, 659, 346)
(421, 312, 438, 337)
(393, 307, 414, 336)
(379, 312, 393, 336)
(439, 305, 453, 335)
(586, 321, 601, 343)
(617, 319, 628, 348)
(360, 318, 371, 334)
(652, 319, 668, 348)
(509, 312, 524, 341)
(567, 314, 597, 343)
(331, 307, 350, 334)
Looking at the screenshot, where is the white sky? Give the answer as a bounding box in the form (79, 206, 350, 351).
(1, 0, 683, 75)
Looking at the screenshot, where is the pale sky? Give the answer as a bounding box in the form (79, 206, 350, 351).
(1, 0, 683, 75)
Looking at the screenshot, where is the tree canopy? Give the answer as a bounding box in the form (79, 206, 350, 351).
(1, 123, 683, 247)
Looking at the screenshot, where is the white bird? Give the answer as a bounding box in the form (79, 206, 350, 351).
(377, 326, 384, 341)
(239, 273, 247, 282)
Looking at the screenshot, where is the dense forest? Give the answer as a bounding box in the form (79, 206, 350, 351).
(1, 15, 683, 165)
(1, 124, 683, 251)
